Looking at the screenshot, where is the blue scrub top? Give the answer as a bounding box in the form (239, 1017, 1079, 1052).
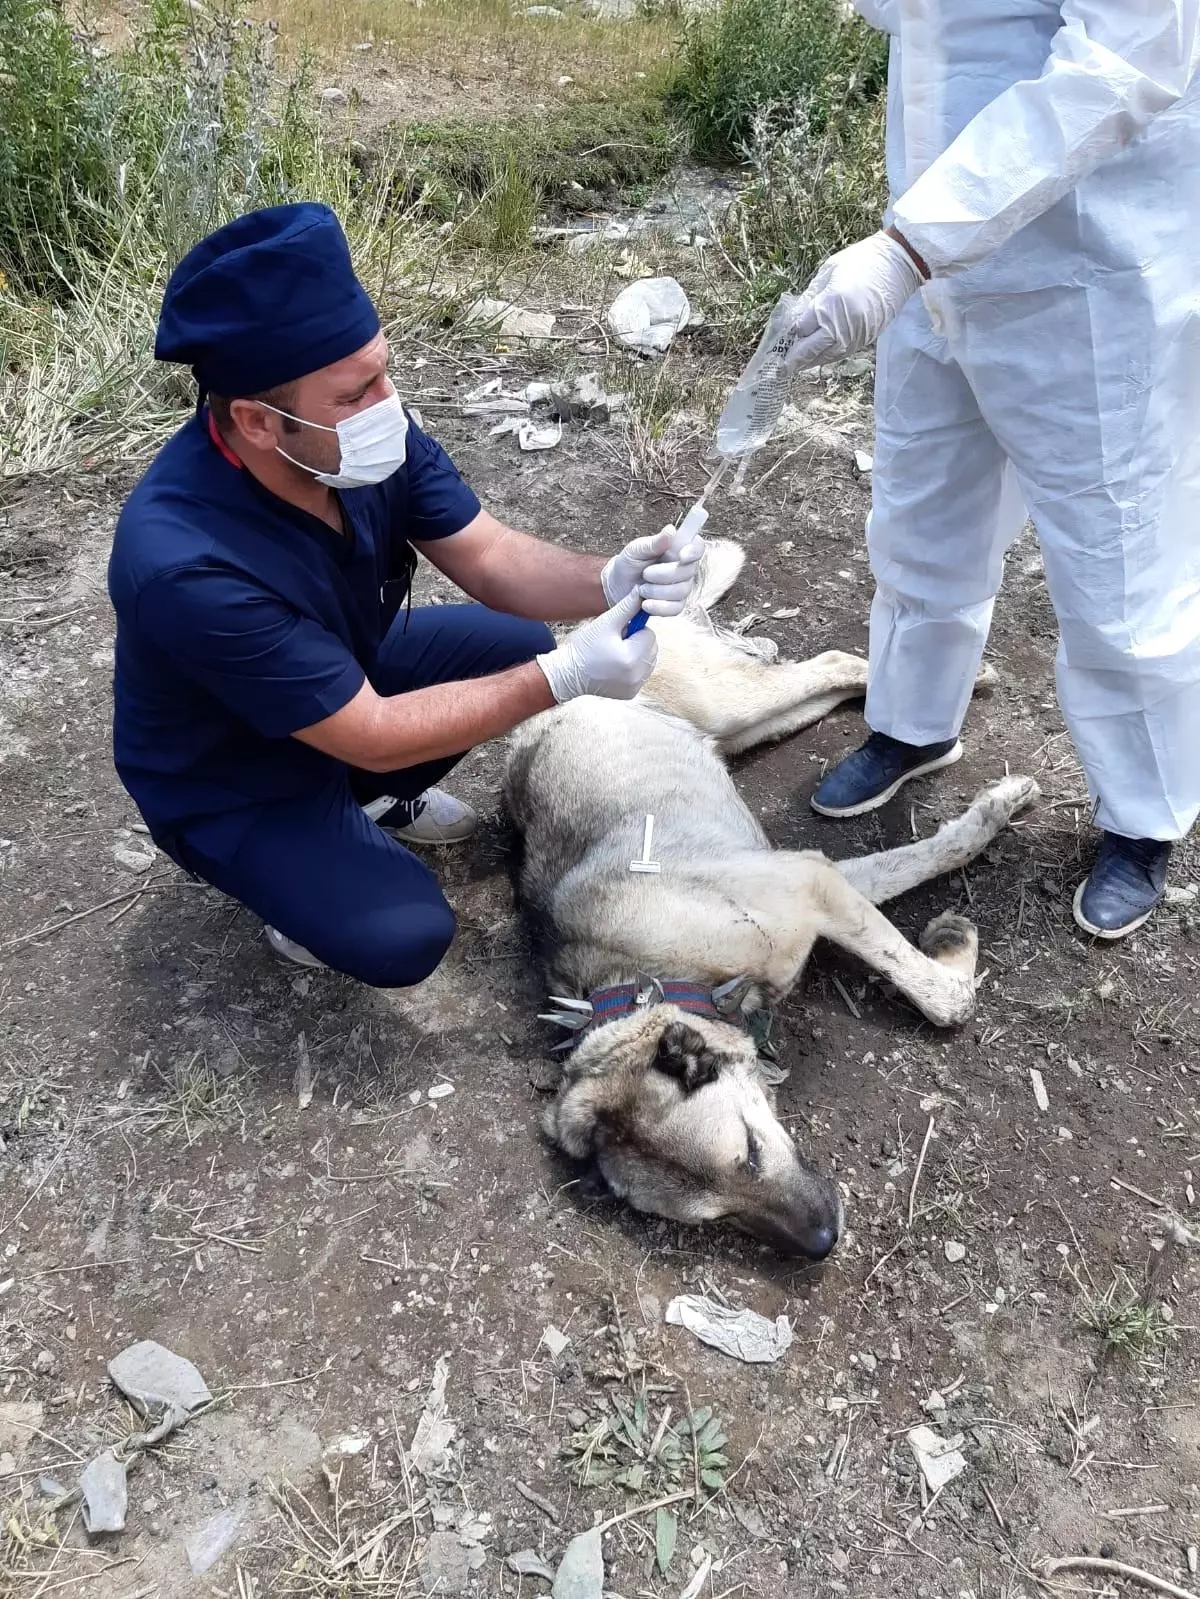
(108, 408, 481, 855)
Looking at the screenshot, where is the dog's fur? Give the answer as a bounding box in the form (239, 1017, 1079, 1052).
(503, 542, 1038, 1258)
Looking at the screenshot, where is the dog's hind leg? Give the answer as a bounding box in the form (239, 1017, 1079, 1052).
(644, 628, 870, 751)
(646, 614, 999, 756)
(705, 656, 1000, 756)
(833, 775, 1040, 906)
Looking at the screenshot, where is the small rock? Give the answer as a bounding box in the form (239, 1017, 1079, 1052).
(321, 86, 348, 103)
(0, 1452, 16, 1478)
(553, 371, 610, 422)
(552, 1528, 603, 1599)
(858, 1351, 877, 1375)
(427, 1082, 455, 1101)
(186, 1505, 248, 1574)
(113, 845, 154, 873)
(907, 1425, 968, 1493)
(324, 1434, 371, 1459)
(944, 1240, 967, 1264)
(33, 1350, 56, 1376)
(524, 4, 563, 14)
(420, 1530, 486, 1593)
(1165, 884, 1198, 908)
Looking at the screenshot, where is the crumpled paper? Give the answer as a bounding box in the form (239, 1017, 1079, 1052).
(665, 1295, 793, 1363)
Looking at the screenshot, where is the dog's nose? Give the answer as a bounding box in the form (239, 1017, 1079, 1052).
(803, 1223, 838, 1260)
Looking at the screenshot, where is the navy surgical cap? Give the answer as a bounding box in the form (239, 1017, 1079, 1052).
(154, 203, 381, 398)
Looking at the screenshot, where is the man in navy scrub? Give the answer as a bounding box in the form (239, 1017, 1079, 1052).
(108, 204, 703, 985)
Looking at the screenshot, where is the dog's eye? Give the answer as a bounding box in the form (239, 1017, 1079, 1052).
(745, 1133, 762, 1177)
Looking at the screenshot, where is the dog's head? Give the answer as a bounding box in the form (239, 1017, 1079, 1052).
(541, 1008, 843, 1260)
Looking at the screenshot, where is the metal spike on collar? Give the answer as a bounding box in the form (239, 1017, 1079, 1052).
(711, 974, 750, 1014)
(547, 995, 593, 1015)
(536, 1011, 590, 1030)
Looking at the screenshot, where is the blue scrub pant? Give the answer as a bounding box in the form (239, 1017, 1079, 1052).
(175, 606, 553, 987)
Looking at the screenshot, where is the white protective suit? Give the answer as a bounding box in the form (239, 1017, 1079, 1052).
(851, 0, 1200, 840)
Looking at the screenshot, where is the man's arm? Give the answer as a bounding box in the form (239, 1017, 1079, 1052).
(295, 591, 659, 771)
(892, 1, 1200, 274)
(293, 662, 554, 772)
(415, 509, 607, 621)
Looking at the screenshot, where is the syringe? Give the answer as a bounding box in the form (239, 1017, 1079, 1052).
(623, 456, 731, 637)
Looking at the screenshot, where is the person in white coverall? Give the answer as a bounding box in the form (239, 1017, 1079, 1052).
(795, 2, 1200, 940)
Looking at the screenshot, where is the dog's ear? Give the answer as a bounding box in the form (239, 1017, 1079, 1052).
(542, 1068, 625, 1159)
(654, 1022, 721, 1093)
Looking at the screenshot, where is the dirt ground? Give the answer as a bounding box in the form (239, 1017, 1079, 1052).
(2, 254, 1199, 1598)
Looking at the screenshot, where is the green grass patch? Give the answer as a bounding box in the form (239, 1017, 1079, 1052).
(402, 96, 678, 228)
(0, 0, 455, 476)
(666, 0, 887, 162)
(1078, 1272, 1176, 1359)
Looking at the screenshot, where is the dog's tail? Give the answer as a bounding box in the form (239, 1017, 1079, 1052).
(693, 537, 744, 611)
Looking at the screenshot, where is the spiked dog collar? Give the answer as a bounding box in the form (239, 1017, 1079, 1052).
(538, 976, 748, 1051)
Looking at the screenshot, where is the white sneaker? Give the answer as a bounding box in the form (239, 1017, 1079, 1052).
(265, 925, 326, 968)
(362, 788, 478, 845)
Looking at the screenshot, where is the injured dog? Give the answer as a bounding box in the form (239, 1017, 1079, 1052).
(503, 541, 1037, 1261)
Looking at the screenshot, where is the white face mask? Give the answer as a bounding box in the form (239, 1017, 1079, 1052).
(265, 390, 409, 489)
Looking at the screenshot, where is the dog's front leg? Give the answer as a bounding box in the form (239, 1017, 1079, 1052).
(799, 857, 979, 1027)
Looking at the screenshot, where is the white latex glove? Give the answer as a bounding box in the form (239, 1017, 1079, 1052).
(785, 231, 927, 370)
(536, 591, 658, 704)
(600, 526, 705, 617)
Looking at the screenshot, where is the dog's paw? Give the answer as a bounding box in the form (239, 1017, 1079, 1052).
(919, 910, 978, 967)
(972, 774, 1041, 820)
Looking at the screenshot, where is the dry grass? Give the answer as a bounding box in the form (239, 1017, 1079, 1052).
(259, 0, 678, 101)
(266, 1468, 426, 1597)
(150, 1051, 248, 1145)
(613, 353, 726, 488)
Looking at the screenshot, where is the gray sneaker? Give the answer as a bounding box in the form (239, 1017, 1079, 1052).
(363, 787, 478, 844)
(265, 925, 326, 968)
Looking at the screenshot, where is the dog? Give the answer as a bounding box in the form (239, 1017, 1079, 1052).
(503, 541, 1037, 1260)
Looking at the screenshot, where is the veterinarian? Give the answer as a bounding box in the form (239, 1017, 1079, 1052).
(107, 203, 703, 984)
(786, 4, 1200, 941)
